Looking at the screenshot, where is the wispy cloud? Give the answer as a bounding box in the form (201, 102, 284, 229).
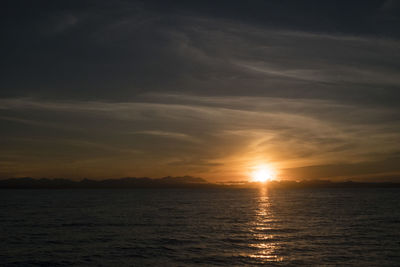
(1, 2, 399, 180)
(1, 94, 399, 180)
(130, 130, 200, 143)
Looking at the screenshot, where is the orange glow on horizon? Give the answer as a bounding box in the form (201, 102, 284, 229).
(251, 164, 278, 183)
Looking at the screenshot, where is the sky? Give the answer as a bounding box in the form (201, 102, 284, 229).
(1, 0, 400, 182)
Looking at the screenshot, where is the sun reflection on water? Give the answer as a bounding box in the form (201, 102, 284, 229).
(248, 186, 283, 262)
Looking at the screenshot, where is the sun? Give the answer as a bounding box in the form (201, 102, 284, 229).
(251, 165, 277, 183)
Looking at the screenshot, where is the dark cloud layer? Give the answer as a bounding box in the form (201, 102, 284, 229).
(1, 0, 399, 180)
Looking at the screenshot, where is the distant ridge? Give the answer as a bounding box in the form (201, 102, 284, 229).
(0, 176, 215, 189)
(266, 180, 400, 189)
(0, 177, 399, 189)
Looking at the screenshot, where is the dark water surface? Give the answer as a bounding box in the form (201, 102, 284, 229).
(1, 188, 399, 266)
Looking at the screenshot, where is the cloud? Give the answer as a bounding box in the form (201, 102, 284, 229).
(1, 1, 399, 180)
(2, 7, 399, 105)
(130, 130, 200, 143)
(1, 94, 399, 180)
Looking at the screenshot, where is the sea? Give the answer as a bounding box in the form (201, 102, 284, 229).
(1, 188, 399, 266)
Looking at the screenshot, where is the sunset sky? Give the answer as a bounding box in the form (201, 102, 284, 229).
(1, 0, 400, 181)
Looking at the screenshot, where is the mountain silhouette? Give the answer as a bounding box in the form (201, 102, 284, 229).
(0, 177, 399, 189)
(0, 176, 215, 189)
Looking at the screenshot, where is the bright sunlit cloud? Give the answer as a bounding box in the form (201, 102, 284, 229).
(251, 164, 278, 183)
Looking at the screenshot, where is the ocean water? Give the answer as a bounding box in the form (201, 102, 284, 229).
(0, 188, 399, 266)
